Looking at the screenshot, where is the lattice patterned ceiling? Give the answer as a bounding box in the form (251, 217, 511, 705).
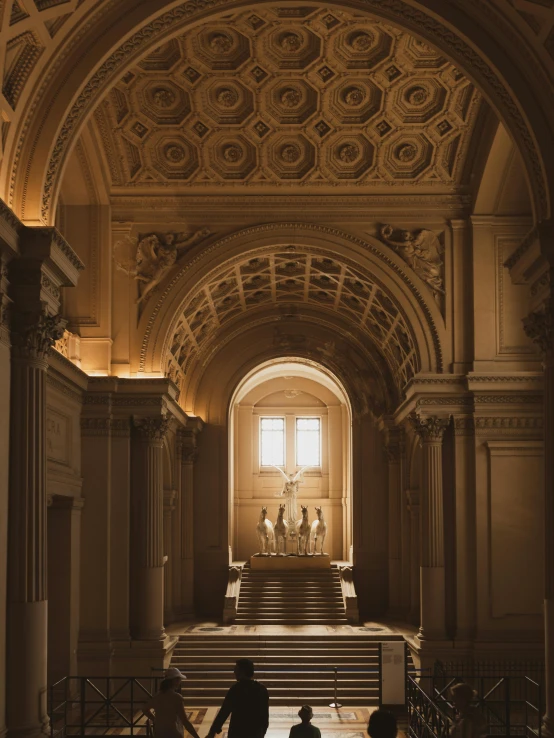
(93, 6, 483, 193)
(166, 250, 419, 392)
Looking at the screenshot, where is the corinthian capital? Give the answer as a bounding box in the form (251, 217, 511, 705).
(523, 303, 553, 353)
(133, 415, 170, 443)
(409, 413, 449, 442)
(12, 309, 67, 361)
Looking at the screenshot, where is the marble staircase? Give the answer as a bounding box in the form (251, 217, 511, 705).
(234, 564, 348, 625)
(173, 633, 384, 706)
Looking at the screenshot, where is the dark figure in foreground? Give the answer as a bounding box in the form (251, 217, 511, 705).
(208, 658, 269, 738)
(142, 667, 201, 738)
(289, 705, 321, 738)
(368, 709, 398, 738)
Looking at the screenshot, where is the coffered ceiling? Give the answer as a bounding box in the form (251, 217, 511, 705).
(92, 6, 484, 194)
(166, 249, 419, 392)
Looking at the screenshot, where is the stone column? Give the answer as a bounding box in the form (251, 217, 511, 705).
(523, 303, 554, 737)
(178, 423, 201, 616)
(0, 251, 13, 738)
(385, 430, 403, 615)
(410, 414, 449, 642)
(406, 489, 420, 624)
(130, 415, 169, 641)
(163, 489, 176, 623)
(7, 309, 65, 737)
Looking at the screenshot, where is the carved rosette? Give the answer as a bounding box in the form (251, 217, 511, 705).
(523, 303, 554, 354)
(133, 416, 170, 444)
(11, 311, 67, 362)
(409, 413, 449, 442)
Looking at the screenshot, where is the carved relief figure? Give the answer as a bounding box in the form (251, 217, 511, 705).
(274, 504, 289, 555)
(380, 224, 444, 305)
(256, 506, 275, 555)
(310, 506, 327, 555)
(115, 229, 210, 304)
(296, 505, 311, 556)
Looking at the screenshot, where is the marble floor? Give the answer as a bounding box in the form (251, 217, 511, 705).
(186, 705, 377, 738)
(167, 620, 417, 640)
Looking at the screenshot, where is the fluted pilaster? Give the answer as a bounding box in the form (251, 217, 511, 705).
(410, 413, 448, 642)
(385, 429, 403, 614)
(131, 415, 169, 641)
(7, 310, 65, 738)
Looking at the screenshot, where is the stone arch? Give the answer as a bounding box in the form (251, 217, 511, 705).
(4, 1, 553, 224)
(135, 223, 446, 408)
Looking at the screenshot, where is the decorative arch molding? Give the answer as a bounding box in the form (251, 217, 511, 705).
(136, 222, 446, 397)
(183, 311, 395, 420)
(7, 0, 553, 224)
(186, 320, 382, 424)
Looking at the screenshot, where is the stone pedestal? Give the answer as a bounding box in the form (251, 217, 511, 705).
(250, 554, 331, 570)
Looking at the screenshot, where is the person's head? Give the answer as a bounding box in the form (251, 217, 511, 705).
(160, 667, 186, 693)
(368, 709, 397, 738)
(450, 682, 475, 712)
(298, 705, 313, 723)
(234, 658, 255, 680)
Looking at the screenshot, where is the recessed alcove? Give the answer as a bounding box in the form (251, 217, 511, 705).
(229, 359, 352, 561)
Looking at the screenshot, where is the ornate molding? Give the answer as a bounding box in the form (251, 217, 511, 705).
(12, 311, 67, 361)
(475, 416, 543, 433)
(80, 418, 130, 437)
(132, 415, 170, 442)
(523, 304, 553, 353)
(409, 413, 449, 442)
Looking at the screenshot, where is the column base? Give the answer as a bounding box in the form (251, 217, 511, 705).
(110, 635, 179, 677)
(419, 566, 446, 641)
(6, 601, 48, 738)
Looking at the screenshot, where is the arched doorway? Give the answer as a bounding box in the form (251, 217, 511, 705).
(228, 358, 352, 562)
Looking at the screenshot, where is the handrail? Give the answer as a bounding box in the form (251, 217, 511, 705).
(408, 672, 544, 738)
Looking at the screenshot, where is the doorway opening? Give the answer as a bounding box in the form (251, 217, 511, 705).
(228, 358, 352, 563)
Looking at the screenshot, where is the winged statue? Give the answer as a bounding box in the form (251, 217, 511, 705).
(271, 465, 312, 535)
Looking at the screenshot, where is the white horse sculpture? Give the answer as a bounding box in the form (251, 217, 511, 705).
(311, 506, 327, 555)
(256, 506, 274, 555)
(296, 505, 311, 555)
(274, 504, 289, 556)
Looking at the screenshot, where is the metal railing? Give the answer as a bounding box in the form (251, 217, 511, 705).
(407, 673, 544, 738)
(48, 676, 158, 737)
(49, 649, 387, 734)
(407, 676, 451, 738)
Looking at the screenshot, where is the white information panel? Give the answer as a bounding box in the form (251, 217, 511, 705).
(381, 641, 406, 705)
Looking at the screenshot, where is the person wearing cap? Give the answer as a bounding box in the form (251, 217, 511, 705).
(142, 667, 201, 738)
(449, 682, 487, 738)
(289, 705, 321, 738)
(207, 658, 269, 738)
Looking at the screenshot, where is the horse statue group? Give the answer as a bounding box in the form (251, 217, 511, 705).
(256, 505, 327, 556)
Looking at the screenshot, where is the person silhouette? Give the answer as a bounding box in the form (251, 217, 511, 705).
(289, 705, 321, 738)
(207, 658, 269, 738)
(142, 667, 200, 738)
(367, 708, 397, 738)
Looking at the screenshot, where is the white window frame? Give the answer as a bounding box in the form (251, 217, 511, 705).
(259, 415, 286, 469)
(295, 416, 322, 469)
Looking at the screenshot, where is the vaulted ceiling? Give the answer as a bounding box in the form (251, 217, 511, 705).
(91, 6, 485, 195)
